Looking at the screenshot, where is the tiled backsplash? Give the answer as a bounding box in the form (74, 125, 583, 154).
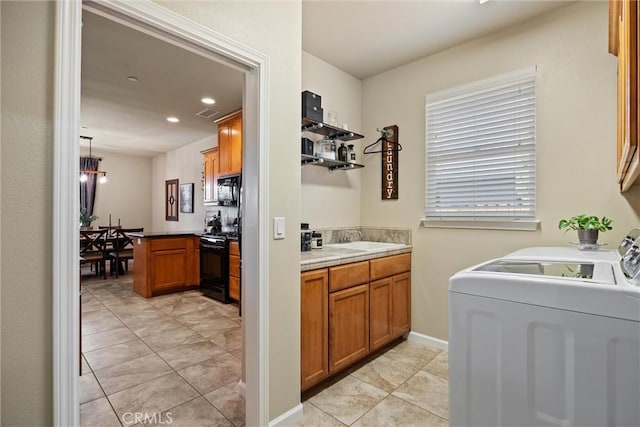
(314, 226, 411, 245)
(204, 205, 239, 233)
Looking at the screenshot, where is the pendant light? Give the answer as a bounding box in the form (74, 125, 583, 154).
(80, 136, 108, 183)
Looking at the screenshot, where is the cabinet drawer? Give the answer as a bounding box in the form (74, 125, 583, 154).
(229, 254, 240, 278)
(229, 276, 240, 301)
(370, 253, 411, 281)
(229, 241, 240, 256)
(150, 238, 187, 251)
(329, 261, 370, 292)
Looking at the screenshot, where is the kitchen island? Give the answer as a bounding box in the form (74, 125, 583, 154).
(131, 231, 203, 298)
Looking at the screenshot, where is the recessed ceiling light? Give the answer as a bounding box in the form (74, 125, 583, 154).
(166, 116, 180, 123)
(201, 97, 216, 105)
(127, 76, 138, 82)
(479, 0, 490, 4)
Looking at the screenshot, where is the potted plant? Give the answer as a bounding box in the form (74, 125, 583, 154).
(80, 207, 98, 229)
(558, 214, 613, 245)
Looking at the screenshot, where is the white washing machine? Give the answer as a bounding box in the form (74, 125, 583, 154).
(449, 229, 640, 427)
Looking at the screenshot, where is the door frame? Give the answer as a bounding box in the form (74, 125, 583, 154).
(52, 1, 270, 425)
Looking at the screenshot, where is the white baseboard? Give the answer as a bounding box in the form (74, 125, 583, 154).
(269, 403, 303, 427)
(407, 331, 449, 351)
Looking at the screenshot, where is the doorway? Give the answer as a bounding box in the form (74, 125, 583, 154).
(53, 1, 269, 426)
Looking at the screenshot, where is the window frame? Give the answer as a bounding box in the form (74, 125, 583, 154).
(423, 67, 539, 231)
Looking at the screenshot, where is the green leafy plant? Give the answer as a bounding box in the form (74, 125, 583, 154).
(558, 215, 613, 233)
(80, 207, 98, 227)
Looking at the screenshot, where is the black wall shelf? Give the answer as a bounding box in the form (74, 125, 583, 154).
(301, 154, 364, 171)
(301, 117, 364, 142)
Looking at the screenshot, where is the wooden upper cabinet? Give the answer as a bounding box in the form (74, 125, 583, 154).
(218, 112, 242, 176)
(202, 148, 218, 203)
(612, 0, 640, 191)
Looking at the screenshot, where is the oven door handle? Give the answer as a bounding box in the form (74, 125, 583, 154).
(200, 243, 225, 250)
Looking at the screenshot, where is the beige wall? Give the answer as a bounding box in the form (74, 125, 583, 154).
(80, 149, 153, 231)
(155, 0, 302, 420)
(0, 0, 301, 424)
(361, 1, 640, 341)
(1, 1, 55, 424)
(301, 51, 363, 228)
(151, 135, 216, 232)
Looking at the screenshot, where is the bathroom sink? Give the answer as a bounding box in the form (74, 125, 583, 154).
(325, 241, 406, 251)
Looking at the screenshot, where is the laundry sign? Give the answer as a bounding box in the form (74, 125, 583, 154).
(381, 125, 399, 200)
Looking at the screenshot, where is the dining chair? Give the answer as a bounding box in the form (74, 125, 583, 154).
(79, 229, 108, 279)
(108, 227, 143, 277)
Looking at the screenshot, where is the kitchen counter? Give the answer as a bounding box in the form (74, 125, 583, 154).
(128, 230, 206, 238)
(301, 242, 412, 271)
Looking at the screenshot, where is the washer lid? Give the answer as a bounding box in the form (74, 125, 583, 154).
(450, 258, 639, 321)
(473, 260, 616, 285)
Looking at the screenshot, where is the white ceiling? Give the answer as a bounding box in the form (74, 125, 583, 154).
(81, 1, 575, 157)
(303, 0, 575, 79)
(81, 11, 244, 157)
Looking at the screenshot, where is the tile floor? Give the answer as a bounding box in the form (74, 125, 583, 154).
(80, 273, 244, 427)
(80, 271, 449, 427)
(295, 341, 449, 426)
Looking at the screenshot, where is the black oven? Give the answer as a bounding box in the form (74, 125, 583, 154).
(200, 236, 230, 303)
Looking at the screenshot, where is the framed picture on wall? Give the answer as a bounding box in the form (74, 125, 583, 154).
(165, 178, 179, 221)
(180, 183, 194, 213)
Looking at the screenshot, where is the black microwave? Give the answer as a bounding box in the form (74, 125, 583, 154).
(217, 174, 240, 206)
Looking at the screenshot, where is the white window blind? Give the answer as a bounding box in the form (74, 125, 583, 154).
(424, 67, 536, 228)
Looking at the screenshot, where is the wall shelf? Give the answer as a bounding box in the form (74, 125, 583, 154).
(301, 154, 364, 171)
(301, 118, 365, 172)
(301, 117, 364, 141)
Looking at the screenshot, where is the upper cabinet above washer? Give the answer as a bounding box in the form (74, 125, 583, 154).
(610, 0, 640, 191)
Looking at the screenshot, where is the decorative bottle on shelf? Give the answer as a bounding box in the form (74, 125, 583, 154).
(348, 144, 356, 164)
(337, 143, 348, 162)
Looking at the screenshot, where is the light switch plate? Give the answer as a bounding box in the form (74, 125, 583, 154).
(273, 217, 285, 240)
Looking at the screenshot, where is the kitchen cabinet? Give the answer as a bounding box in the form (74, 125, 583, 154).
(610, 0, 640, 191)
(218, 112, 242, 176)
(301, 117, 365, 171)
(329, 284, 369, 373)
(301, 269, 329, 390)
(301, 252, 411, 390)
(229, 240, 240, 301)
(202, 147, 219, 203)
(133, 235, 200, 298)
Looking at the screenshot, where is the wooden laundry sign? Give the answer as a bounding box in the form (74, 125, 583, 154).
(381, 125, 399, 200)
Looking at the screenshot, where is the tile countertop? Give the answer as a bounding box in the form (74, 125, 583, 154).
(301, 242, 412, 272)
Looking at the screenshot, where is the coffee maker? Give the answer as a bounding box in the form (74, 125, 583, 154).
(300, 223, 312, 252)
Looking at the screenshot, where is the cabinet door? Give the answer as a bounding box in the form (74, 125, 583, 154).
(617, 0, 640, 190)
(301, 269, 329, 390)
(150, 249, 187, 292)
(370, 277, 392, 351)
(229, 115, 242, 174)
(391, 272, 411, 338)
(203, 148, 219, 202)
(229, 276, 240, 301)
(329, 284, 369, 373)
(218, 122, 230, 176)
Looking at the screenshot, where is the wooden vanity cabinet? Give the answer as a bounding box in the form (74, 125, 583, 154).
(301, 269, 329, 389)
(202, 147, 219, 203)
(301, 252, 411, 390)
(229, 240, 240, 301)
(218, 112, 242, 176)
